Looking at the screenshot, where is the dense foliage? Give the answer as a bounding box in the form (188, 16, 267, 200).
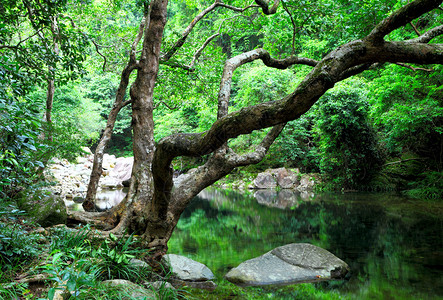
(1, 0, 442, 195)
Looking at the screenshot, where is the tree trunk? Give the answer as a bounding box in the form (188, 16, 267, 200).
(83, 65, 134, 211)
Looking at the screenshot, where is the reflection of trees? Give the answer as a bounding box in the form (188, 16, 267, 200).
(169, 190, 442, 298)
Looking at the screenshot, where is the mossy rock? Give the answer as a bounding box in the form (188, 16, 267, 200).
(16, 189, 67, 227)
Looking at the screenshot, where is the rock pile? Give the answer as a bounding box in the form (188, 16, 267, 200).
(45, 148, 133, 201)
(250, 168, 319, 192)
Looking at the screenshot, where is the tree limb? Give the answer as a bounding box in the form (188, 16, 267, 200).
(254, 0, 280, 15)
(218, 48, 317, 120)
(409, 22, 421, 36)
(395, 62, 433, 72)
(0, 28, 43, 50)
(366, 0, 442, 45)
(408, 24, 443, 43)
(169, 123, 285, 219)
(154, 100, 179, 110)
(132, 15, 149, 61)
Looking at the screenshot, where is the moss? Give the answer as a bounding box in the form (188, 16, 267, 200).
(15, 189, 67, 227)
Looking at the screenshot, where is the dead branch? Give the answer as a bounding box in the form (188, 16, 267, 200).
(384, 158, 427, 166)
(408, 24, 443, 43)
(395, 62, 433, 72)
(409, 21, 421, 36)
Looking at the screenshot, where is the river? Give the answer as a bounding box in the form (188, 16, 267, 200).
(84, 188, 442, 299)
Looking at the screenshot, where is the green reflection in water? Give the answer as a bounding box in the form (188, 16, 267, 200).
(168, 189, 442, 299)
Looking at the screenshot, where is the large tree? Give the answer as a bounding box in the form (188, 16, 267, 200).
(73, 0, 443, 264)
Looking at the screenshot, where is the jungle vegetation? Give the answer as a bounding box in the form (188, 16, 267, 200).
(0, 0, 442, 297)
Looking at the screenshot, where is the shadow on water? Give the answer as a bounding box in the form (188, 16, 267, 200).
(168, 189, 443, 299)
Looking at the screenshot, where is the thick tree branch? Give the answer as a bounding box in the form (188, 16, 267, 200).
(366, 0, 442, 44)
(169, 123, 285, 219)
(254, 0, 280, 15)
(153, 39, 443, 197)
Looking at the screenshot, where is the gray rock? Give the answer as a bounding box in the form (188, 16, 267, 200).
(297, 174, 318, 192)
(130, 258, 150, 269)
(168, 278, 217, 291)
(163, 254, 215, 281)
(275, 168, 299, 189)
(99, 176, 123, 189)
(109, 157, 133, 183)
(253, 172, 277, 189)
(102, 279, 155, 299)
(144, 281, 174, 291)
(225, 243, 349, 287)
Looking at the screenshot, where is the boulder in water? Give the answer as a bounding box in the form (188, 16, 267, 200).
(225, 243, 349, 287)
(162, 254, 215, 281)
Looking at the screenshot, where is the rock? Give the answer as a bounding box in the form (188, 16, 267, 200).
(81, 146, 92, 155)
(102, 154, 117, 170)
(144, 281, 175, 291)
(16, 189, 67, 227)
(168, 278, 217, 291)
(102, 279, 155, 299)
(297, 174, 318, 192)
(225, 243, 349, 287)
(130, 258, 150, 269)
(162, 254, 215, 281)
(276, 168, 299, 189)
(99, 176, 123, 189)
(253, 171, 277, 189)
(109, 157, 133, 184)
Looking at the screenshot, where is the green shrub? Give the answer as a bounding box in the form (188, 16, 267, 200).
(314, 80, 382, 190)
(0, 222, 40, 269)
(92, 233, 152, 283)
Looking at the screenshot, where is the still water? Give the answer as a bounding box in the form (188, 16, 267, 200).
(166, 189, 443, 299)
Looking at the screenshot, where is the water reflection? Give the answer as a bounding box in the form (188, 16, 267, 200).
(169, 189, 443, 299)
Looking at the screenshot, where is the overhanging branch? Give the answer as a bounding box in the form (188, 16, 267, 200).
(366, 0, 442, 44)
(254, 0, 280, 15)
